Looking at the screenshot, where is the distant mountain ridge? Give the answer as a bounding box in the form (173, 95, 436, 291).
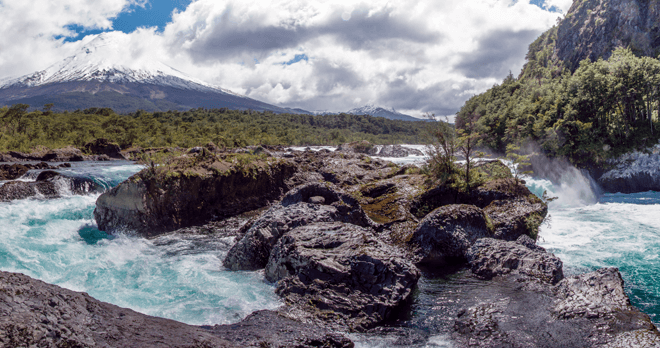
(0, 33, 298, 114)
(0, 33, 423, 122)
(311, 105, 422, 121)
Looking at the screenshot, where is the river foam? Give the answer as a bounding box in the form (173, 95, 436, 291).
(0, 162, 280, 326)
(526, 172, 660, 325)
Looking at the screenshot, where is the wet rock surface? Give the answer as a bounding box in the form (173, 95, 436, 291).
(203, 310, 354, 348)
(266, 222, 420, 331)
(84, 138, 126, 159)
(224, 183, 376, 271)
(466, 236, 564, 284)
(0, 162, 64, 180)
(0, 171, 103, 202)
(0, 271, 354, 348)
(94, 155, 297, 237)
(0, 271, 236, 348)
(407, 204, 493, 264)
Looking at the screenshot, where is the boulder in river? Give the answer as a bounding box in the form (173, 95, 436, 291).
(466, 235, 564, 284)
(407, 204, 493, 264)
(265, 222, 420, 331)
(223, 182, 376, 271)
(451, 267, 660, 347)
(94, 153, 297, 237)
(0, 171, 102, 202)
(0, 270, 353, 348)
(84, 138, 125, 159)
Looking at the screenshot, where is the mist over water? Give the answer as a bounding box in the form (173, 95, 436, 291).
(1, 155, 659, 345)
(0, 161, 280, 326)
(526, 165, 660, 326)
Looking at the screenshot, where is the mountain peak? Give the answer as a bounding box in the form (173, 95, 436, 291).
(0, 32, 234, 95)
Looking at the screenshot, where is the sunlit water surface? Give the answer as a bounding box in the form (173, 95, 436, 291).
(0, 161, 280, 326)
(1, 153, 659, 346)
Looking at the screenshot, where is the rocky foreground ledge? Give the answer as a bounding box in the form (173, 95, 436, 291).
(3, 144, 659, 347)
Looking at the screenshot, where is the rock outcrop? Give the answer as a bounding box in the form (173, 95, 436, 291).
(407, 204, 493, 264)
(94, 154, 297, 237)
(597, 143, 660, 193)
(336, 141, 423, 157)
(555, 0, 660, 72)
(450, 266, 660, 347)
(0, 162, 62, 180)
(223, 183, 376, 271)
(202, 310, 353, 348)
(0, 271, 236, 348)
(266, 222, 420, 331)
(467, 236, 564, 284)
(5, 146, 85, 162)
(84, 138, 125, 159)
(0, 172, 102, 202)
(0, 271, 353, 348)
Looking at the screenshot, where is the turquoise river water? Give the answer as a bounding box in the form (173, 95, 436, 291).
(0, 159, 658, 347)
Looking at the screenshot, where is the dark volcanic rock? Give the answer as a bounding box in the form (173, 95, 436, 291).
(466, 236, 564, 284)
(224, 183, 376, 271)
(336, 141, 423, 158)
(0, 271, 236, 348)
(0, 162, 59, 180)
(84, 138, 125, 159)
(0, 163, 29, 180)
(483, 197, 547, 241)
(553, 267, 640, 320)
(0, 271, 354, 348)
(0, 172, 102, 202)
(94, 155, 297, 237)
(265, 222, 420, 331)
(376, 145, 424, 157)
(11, 146, 85, 162)
(450, 268, 660, 348)
(407, 204, 493, 264)
(203, 310, 353, 348)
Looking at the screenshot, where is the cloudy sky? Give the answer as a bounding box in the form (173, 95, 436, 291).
(0, 0, 573, 118)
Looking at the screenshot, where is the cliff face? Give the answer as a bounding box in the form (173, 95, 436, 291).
(523, 0, 660, 75)
(556, 0, 660, 70)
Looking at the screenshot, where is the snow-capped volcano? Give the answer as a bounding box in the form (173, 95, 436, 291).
(1, 33, 236, 95)
(0, 32, 293, 113)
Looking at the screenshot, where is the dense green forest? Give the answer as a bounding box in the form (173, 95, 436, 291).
(457, 45, 660, 166)
(0, 105, 426, 152)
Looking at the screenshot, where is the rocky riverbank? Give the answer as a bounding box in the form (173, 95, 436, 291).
(2, 144, 659, 347)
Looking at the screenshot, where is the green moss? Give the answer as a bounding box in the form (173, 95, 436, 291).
(362, 193, 401, 224)
(525, 212, 544, 240)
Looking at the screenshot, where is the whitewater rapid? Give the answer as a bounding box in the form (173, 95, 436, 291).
(526, 172, 660, 325)
(0, 161, 280, 326)
(1, 154, 659, 347)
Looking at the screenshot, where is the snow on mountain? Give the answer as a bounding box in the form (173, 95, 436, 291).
(0, 32, 240, 97)
(311, 105, 421, 121)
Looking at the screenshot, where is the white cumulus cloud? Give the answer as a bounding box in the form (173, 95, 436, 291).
(0, 0, 563, 117)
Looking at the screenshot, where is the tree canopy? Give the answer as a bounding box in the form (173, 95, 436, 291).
(456, 48, 660, 166)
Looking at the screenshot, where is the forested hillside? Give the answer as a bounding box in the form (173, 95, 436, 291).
(457, 0, 660, 166)
(0, 105, 426, 152)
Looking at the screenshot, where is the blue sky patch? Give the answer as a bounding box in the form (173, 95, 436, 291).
(59, 0, 191, 42)
(529, 0, 561, 13)
(285, 54, 309, 65)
